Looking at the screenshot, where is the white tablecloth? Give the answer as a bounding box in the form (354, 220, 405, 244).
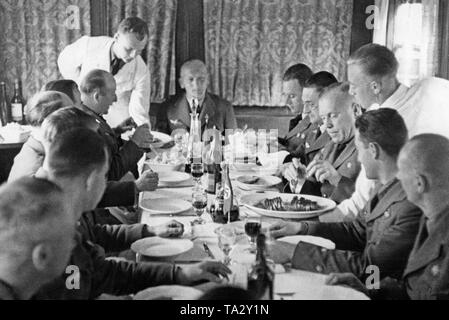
(138, 173, 369, 300)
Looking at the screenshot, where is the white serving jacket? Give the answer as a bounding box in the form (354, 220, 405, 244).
(58, 36, 151, 128)
(338, 77, 449, 219)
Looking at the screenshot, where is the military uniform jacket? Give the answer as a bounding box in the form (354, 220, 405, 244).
(156, 92, 237, 135)
(292, 179, 422, 280)
(303, 125, 331, 166)
(280, 116, 312, 159)
(34, 216, 176, 300)
(300, 137, 361, 203)
(402, 210, 449, 299)
(80, 104, 143, 181)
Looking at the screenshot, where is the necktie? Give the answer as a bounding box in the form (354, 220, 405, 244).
(110, 58, 125, 76)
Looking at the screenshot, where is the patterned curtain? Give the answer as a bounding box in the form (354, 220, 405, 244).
(105, 0, 177, 103)
(204, 0, 353, 107)
(0, 0, 90, 99)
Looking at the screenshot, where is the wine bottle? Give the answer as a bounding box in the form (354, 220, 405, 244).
(0, 82, 11, 126)
(247, 234, 274, 300)
(221, 161, 234, 222)
(185, 111, 202, 173)
(205, 133, 222, 194)
(10, 79, 24, 124)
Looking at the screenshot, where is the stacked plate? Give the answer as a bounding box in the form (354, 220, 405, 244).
(140, 198, 191, 215)
(131, 237, 194, 258)
(158, 171, 191, 188)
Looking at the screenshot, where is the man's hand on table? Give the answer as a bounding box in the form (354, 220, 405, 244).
(145, 220, 184, 238)
(325, 273, 369, 295)
(269, 220, 305, 238)
(135, 170, 159, 192)
(175, 261, 232, 285)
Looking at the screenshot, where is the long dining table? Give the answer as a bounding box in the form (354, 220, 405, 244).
(137, 166, 370, 300)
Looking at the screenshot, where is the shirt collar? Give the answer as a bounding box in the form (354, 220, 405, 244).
(377, 177, 399, 199)
(372, 84, 409, 110)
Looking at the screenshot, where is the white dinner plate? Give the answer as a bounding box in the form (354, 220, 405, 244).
(133, 285, 203, 300)
(149, 131, 173, 148)
(131, 237, 194, 258)
(140, 198, 191, 215)
(236, 175, 282, 191)
(158, 171, 191, 187)
(240, 192, 336, 220)
(231, 162, 259, 172)
(278, 235, 336, 250)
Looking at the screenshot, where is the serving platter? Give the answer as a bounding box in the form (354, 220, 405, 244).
(240, 192, 336, 220)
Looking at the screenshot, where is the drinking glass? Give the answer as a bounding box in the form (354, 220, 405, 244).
(191, 163, 204, 185)
(244, 215, 262, 253)
(192, 186, 208, 225)
(216, 226, 237, 266)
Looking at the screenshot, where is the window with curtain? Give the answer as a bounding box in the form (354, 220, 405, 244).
(374, 0, 439, 86)
(203, 0, 354, 107)
(105, 0, 177, 103)
(0, 0, 90, 98)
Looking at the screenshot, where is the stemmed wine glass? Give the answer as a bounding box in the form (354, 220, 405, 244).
(216, 226, 237, 266)
(244, 215, 262, 253)
(191, 163, 204, 186)
(192, 186, 208, 225)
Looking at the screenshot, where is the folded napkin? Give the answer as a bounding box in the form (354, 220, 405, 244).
(257, 151, 290, 168)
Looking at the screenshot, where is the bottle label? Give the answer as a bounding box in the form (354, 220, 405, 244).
(11, 103, 23, 121)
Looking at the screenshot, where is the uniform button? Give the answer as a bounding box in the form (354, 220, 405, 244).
(316, 266, 323, 273)
(323, 194, 328, 198)
(321, 248, 327, 254)
(347, 162, 352, 169)
(384, 211, 390, 218)
(431, 265, 440, 277)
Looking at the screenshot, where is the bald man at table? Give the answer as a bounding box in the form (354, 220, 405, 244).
(156, 59, 237, 135)
(269, 109, 422, 282)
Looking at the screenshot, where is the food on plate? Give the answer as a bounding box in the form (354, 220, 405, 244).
(255, 196, 322, 212)
(239, 176, 261, 185)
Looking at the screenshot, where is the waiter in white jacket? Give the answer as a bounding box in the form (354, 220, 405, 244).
(336, 44, 449, 220)
(58, 17, 151, 129)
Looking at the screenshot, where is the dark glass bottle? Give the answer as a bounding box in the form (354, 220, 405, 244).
(10, 79, 24, 123)
(247, 234, 274, 300)
(205, 134, 222, 194)
(0, 82, 11, 126)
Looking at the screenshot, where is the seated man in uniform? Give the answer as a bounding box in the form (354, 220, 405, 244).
(156, 59, 237, 135)
(278, 63, 313, 156)
(283, 83, 361, 202)
(79, 69, 153, 182)
(8, 91, 73, 181)
(35, 129, 231, 300)
(326, 134, 449, 300)
(0, 178, 76, 300)
(284, 71, 338, 165)
(269, 109, 422, 282)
